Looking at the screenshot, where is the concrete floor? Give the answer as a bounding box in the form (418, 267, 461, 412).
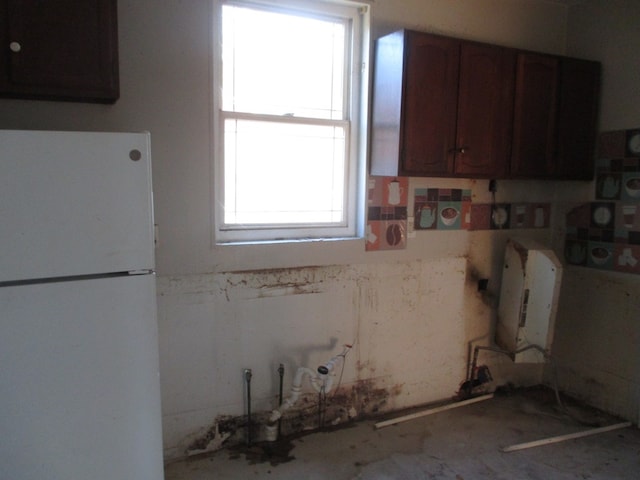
(165, 388, 640, 479)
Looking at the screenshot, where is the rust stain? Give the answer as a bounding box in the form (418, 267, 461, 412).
(184, 378, 404, 457)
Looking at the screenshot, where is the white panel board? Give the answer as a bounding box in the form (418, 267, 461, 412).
(496, 238, 563, 363)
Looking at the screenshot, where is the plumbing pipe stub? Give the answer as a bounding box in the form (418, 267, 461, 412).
(264, 423, 278, 442)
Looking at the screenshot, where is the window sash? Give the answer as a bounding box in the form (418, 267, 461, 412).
(213, 0, 369, 244)
(220, 112, 350, 230)
(221, 3, 351, 121)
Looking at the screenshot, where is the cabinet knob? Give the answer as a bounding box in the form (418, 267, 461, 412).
(449, 146, 469, 154)
(9, 41, 21, 53)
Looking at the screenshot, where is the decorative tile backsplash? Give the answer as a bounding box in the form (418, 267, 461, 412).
(366, 176, 551, 252)
(470, 202, 550, 230)
(366, 177, 408, 251)
(367, 127, 640, 275)
(414, 188, 471, 230)
(564, 127, 640, 274)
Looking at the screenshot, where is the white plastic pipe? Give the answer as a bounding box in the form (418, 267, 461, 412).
(268, 367, 321, 425)
(265, 346, 351, 441)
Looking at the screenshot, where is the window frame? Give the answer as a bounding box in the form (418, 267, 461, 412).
(212, 0, 370, 244)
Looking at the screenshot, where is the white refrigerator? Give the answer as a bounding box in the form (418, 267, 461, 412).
(0, 130, 164, 479)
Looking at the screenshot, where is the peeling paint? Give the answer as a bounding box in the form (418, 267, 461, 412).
(186, 415, 240, 456)
(255, 283, 322, 298)
(219, 266, 335, 300)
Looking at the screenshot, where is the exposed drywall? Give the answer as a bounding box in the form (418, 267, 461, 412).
(158, 260, 473, 457)
(0, 0, 609, 462)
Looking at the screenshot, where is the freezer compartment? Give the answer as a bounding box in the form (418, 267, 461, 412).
(0, 274, 163, 480)
(0, 130, 154, 283)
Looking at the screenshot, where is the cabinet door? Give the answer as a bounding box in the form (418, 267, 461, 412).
(401, 32, 459, 176)
(455, 44, 515, 178)
(555, 58, 600, 179)
(511, 53, 559, 178)
(0, 0, 118, 102)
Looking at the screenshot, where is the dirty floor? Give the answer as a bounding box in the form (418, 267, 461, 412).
(164, 389, 640, 479)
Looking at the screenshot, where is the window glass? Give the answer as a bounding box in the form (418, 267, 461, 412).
(215, 0, 369, 243)
(222, 5, 346, 119)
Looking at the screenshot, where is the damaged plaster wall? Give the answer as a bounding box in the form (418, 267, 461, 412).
(158, 259, 472, 458)
(158, 219, 559, 459)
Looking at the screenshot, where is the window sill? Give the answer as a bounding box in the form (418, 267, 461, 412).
(215, 236, 363, 247)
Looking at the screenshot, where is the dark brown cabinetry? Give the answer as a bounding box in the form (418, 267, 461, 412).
(0, 0, 119, 103)
(400, 32, 458, 176)
(511, 53, 600, 179)
(555, 58, 601, 179)
(371, 30, 515, 178)
(455, 44, 515, 178)
(511, 53, 559, 178)
(371, 29, 601, 180)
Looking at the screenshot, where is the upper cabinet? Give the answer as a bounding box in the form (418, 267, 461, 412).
(371, 30, 515, 178)
(370, 29, 601, 180)
(511, 53, 601, 179)
(400, 32, 458, 177)
(555, 58, 601, 179)
(455, 43, 515, 178)
(510, 53, 559, 178)
(0, 0, 119, 103)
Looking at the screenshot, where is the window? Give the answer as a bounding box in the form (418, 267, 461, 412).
(213, 0, 369, 243)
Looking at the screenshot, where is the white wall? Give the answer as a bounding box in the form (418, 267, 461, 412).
(1, 0, 606, 462)
(548, 0, 640, 424)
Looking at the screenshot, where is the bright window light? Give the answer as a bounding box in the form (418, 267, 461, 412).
(224, 119, 347, 225)
(222, 6, 346, 120)
(214, 0, 369, 243)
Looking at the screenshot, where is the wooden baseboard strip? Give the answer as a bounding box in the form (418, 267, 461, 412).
(502, 421, 633, 453)
(374, 394, 494, 429)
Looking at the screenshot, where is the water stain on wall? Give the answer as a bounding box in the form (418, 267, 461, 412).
(184, 378, 402, 458)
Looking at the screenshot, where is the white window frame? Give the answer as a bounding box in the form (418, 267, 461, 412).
(212, 0, 370, 244)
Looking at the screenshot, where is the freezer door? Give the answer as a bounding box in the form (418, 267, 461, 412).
(0, 130, 154, 282)
(0, 274, 164, 480)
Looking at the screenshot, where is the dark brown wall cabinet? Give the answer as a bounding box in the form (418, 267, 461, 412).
(0, 0, 119, 103)
(511, 53, 559, 178)
(371, 30, 515, 178)
(371, 29, 601, 180)
(456, 43, 515, 178)
(555, 58, 601, 179)
(511, 53, 601, 179)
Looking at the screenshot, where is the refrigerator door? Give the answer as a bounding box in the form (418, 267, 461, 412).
(0, 130, 154, 283)
(0, 274, 164, 480)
